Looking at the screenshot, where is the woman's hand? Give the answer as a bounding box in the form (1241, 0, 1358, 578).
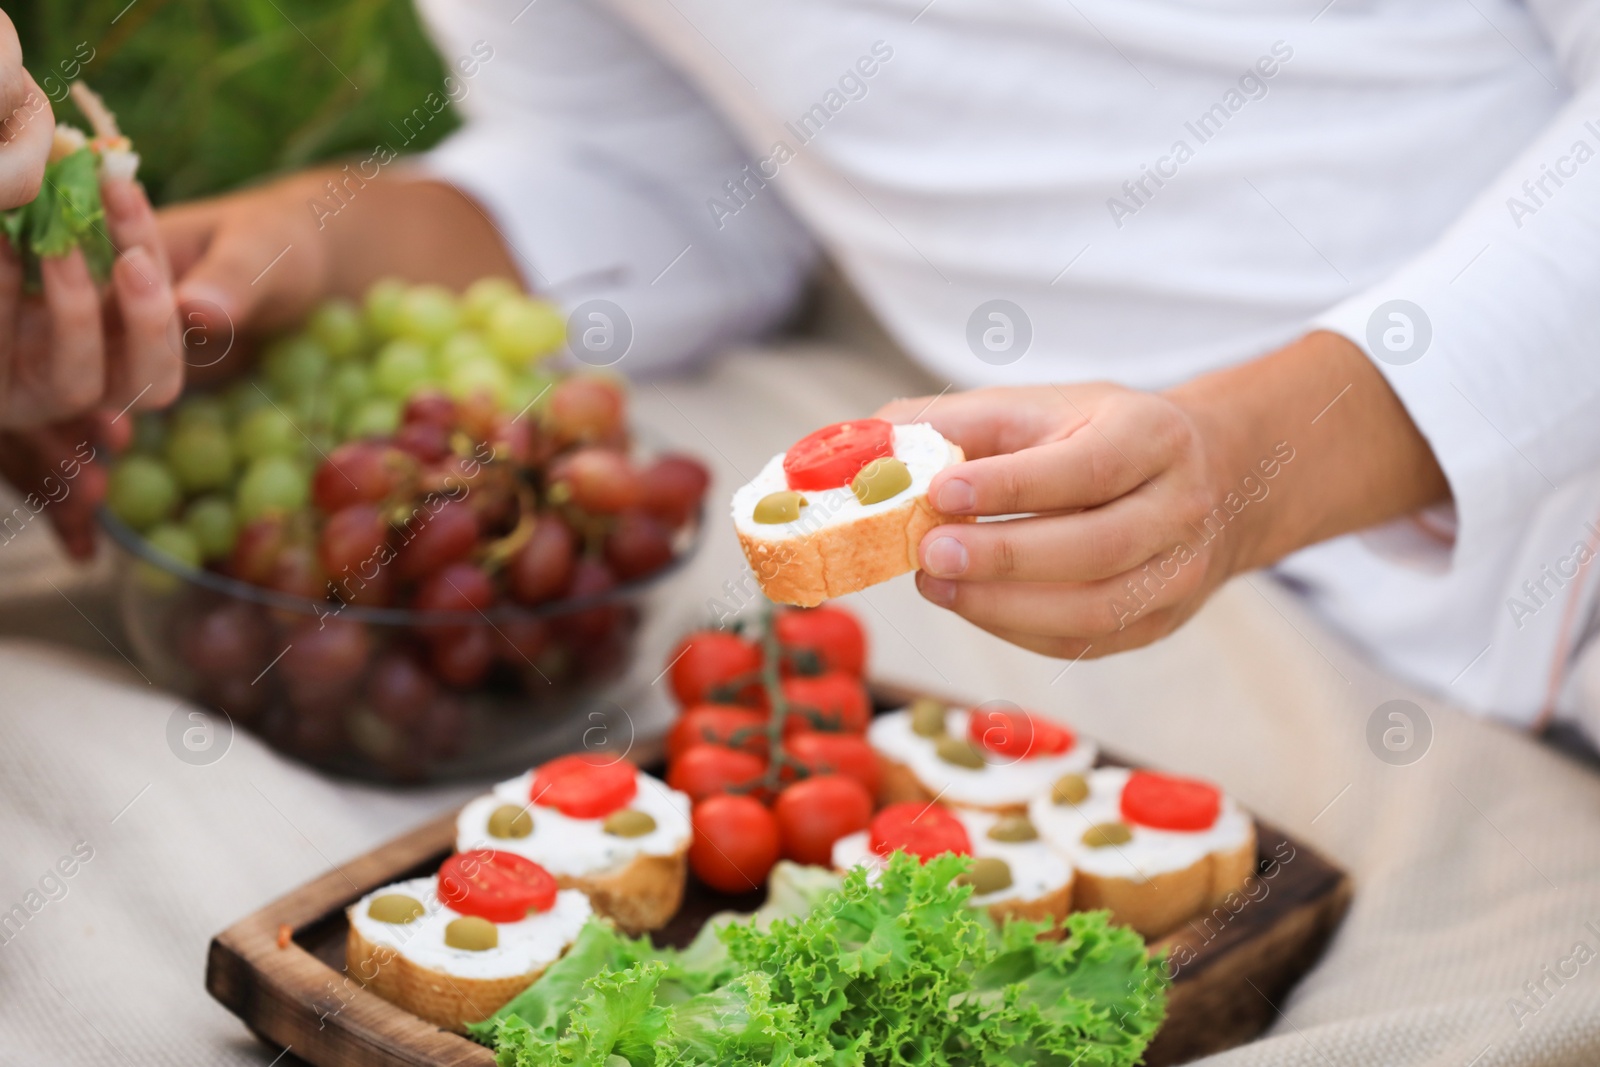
(877, 384, 1243, 659)
(0, 10, 52, 210)
(879, 332, 1450, 661)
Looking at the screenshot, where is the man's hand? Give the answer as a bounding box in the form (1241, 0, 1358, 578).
(879, 331, 1450, 660)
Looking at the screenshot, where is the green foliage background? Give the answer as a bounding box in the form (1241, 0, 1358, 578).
(9, 0, 458, 206)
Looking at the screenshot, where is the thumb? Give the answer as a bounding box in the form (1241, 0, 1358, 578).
(167, 198, 323, 345)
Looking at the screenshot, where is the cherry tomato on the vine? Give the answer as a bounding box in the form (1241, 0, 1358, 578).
(666, 705, 770, 762)
(774, 775, 873, 866)
(785, 731, 881, 796)
(781, 672, 871, 734)
(667, 630, 764, 707)
(689, 794, 780, 893)
(776, 606, 867, 677)
(666, 744, 769, 802)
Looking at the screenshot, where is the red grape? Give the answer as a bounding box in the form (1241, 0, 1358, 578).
(312, 442, 410, 513)
(496, 616, 550, 664)
(269, 542, 329, 601)
(412, 562, 496, 615)
(431, 626, 495, 687)
(547, 377, 623, 443)
(639, 454, 709, 527)
(604, 510, 674, 580)
(366, 653, 437, 730)
(279, 618, 371, 689)
(507, 517, 576, 604)
(178, 601, 271, 681)
(228, 516, 287, 585)
(334, 566, 395, 608)
(394, 421, 451, 463)
(394, 500, 479, 580)
(319, 504, 390, 578)
(551, 448, 641, 514)
(403, 391, 457, 429)
(417, 693, 468, 760)
(564, 557, 619, 642)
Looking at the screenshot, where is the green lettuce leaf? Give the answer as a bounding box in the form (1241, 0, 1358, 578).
(488, 853, 1167, 1067)
(0, 147, 114, 288)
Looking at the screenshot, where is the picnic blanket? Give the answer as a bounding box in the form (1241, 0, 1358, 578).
(1, 330, 1598, 1066)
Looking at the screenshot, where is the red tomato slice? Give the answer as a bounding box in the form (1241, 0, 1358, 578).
(869, 801, 972, 861)
(437, 849, 558, 922)
(1119, 770, 1222, 831)
(967, 705, 1074, 759)
(776, 606, 867, 676)
(781, 672, 871, 734)
(529, 754, 638, 818)
(782, 419, 894, 492)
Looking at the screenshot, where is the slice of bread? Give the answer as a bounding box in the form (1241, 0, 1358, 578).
(732, 422, 971, 607)
(984, 880, 1074, 938)
(346, 923, 551, 1033)
(557, 848, 687, 935)
(874, 754, 1031, 815)
(1069, 824, 1256, 939)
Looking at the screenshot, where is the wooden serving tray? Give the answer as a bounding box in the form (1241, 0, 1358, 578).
(206, 683, 1352, 1067)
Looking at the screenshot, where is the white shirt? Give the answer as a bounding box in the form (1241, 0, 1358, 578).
(415, 0, 1600, 738)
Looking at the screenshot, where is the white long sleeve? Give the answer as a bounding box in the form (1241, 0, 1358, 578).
(410, 0, 816, 375)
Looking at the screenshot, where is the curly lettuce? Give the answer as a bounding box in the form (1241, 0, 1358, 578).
(1, 147, 115, 288)
(482, 853, 1167, 1067)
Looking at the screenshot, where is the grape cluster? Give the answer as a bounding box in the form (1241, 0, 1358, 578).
(107, 278, 710, 779)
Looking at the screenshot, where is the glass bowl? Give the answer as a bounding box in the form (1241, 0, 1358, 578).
(100, 503, 701, 783)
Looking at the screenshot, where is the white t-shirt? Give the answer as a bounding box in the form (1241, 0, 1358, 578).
(414, 0, 1600, 737)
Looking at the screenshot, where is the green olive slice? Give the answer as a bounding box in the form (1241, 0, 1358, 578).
(444, 915, 499, 951)
(1051, 773, 1089, 806)
(487, 804, 534, 839)
(1081, 821, 1132, 848)
(909, 697, 948, 738)
(935, 735, 986, 769)
(956, 856, 1014, 896)
(603, 809, 657, 838)
(987, 814, 1039, 842)
(753, 490, 807, 524)
(367, 893, 425, 925)
(851, 457, 912, 506)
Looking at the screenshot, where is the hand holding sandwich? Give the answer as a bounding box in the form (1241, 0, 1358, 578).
(879, 330, 1449, 659)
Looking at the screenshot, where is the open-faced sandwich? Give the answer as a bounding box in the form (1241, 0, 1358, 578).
(831, 800, 1074, 933)
(456, 755, 691, 934)
(1028, 766, 1255, 938)
(868, 698, 1097, 813)
(346, 850, 592, 1032)
(731, 418, 970, 606)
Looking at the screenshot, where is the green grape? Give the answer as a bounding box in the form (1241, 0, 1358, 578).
(504, 370, 557, 418)
(236, 455, 310, 523)
(365, 277, 408, 339)
(488, 298, 565, 366)
(328, 362, 372, 404)
(106, 455, 180, 532)
(164, 421, 235, 493)
(235, 406, 301, 461)
(172, 394, 228, 431)
(183, 495, 237, 561)
(445, 358, 511, 404)
(224, 380, 272, 422)
(397, 284, 460, 344)
(462, 276, 521, 328)
(308, 298, 366, 360)
(342, 397, 402, 440)
(144, 523, 202, 571)
(129, 412, 166, 456)
(436, 331, 496, 374)
(262, 336, 331, 397)
(373, 338, 435, 399)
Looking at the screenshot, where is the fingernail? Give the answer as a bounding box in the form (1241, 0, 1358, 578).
(119, 246, 156, 293)
(102, 178, 141, 222)
(924, 536, 968, 577)
(936, 478, 975, 514)
(918, 574, 957, 607)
